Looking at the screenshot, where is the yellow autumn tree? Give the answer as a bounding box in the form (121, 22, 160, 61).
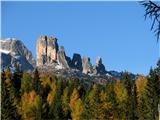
(47, 81, 57, 105)
(6, 67, 11, 80)
(62, 87, 70, 117)
(19, 90, 37, 120)
(69, 88, 83, 120)
(5, 67, 12, 88)
(98, 90, 112, 119)
(114, 80, 127, 103)
(135, 75, 147, 100)
(19, 90, 43, 120)
(135, 75, 148, 119)
(114, 80, 127, 119)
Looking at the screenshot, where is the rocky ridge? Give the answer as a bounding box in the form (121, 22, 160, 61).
(0, 38, 35, 71)
(1, 35, 136, 83)
(36, 35, 107, 75)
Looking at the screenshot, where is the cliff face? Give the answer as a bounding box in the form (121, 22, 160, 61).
(36, 35, 107, 75)
(0, 38, 35, 71)
(1, 35, 107, 75)
(36, 35, 59, 66)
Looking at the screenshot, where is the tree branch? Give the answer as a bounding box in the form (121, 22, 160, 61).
(140, 0, 160, 42)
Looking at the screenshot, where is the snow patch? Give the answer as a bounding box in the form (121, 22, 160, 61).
(0, 49, 10, 54)
(55, 65, 63, 70)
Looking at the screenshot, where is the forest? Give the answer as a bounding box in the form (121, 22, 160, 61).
(1, 59, 160, 120)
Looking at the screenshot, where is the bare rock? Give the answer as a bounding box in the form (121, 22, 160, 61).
(82, 57, 92, 74)
(0, 38, 35, 71)
(36, 35, 58, 66)
(71, 53, 82, 71)
(93, 56, 106, 75)
(57, 46, 70, 69)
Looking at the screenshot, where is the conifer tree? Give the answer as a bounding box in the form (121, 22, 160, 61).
(1, 70, 20, 120)
(69, 88, 83, 120)
(6, 66, 11, 80)
(83, 84, 99, 119)
(62, 86, 70, 118)
(32, 68, 42, 95)
(122, 72, 133, 120)
(11, 64, 23, 102)
(49, 80, 63, 119)
(145, 68, 160, 119)
(131, 83, 138, 120)
(20, 72, 32, 94)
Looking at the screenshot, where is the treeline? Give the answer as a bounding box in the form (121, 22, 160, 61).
(1, 60, 160, 120)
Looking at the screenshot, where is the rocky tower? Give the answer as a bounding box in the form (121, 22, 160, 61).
(71, 53, 82, 71)
(36, 35, 59, 66)
(82, 57, 92, 74)
(93, 56, 106, 75)
(57, 46, 70, 69)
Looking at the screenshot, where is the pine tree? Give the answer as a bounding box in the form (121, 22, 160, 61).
(83, 84, 99, 119)
(11, 64, 23, 103)
(20, 72, 32, 94)
(122, 72, 133, 120)
(32, 68, 42, 95)
(1, 70, 20, 120)
(145, 68, 160, 119)
(49, 80, 64, 119)
(131, 83, 138, 120)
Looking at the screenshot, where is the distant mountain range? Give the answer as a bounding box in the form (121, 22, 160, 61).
(0, 35, 137, 83)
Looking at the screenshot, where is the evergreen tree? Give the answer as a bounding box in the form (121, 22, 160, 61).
(11, 64, 23, 103)
(122, 72, 133, 120)
(1, 70, 20, 120)
(32, 68, 42, 95)
(49, 80, 64, 119)
(83, 84, 99, 119)
(145, 68, 160, 120)
(20, 72, 32, 94)
(131, 83, 138, 120)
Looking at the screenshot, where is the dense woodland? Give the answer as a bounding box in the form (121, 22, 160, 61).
(1, 59, 160, 120)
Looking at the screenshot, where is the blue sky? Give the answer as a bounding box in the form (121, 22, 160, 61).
(1, 1, 159, 75)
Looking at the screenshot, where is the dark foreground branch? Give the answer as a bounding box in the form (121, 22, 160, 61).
(140, 0, 160, 42)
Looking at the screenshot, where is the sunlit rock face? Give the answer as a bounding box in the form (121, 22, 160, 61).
(93, 56, 106, 75)
(36, 35, 59, 66)
(0, 38, 35, 71)
(82, 57, 93, 74)
(57, 46, 70, 69)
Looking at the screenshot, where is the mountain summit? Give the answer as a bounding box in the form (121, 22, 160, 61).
(0, 38, 35, 71)
(0, 35, 136, 82)
(36, 35, 107, 75)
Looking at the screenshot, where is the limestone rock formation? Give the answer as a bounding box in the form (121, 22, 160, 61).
(36, 35, 58, 66)
(82, 57, 92, 74)
(93, 56, 106, 75)
(0, 38, 35, 71)
(71, 53, 82, 71)
(57, 46, 70, 69)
